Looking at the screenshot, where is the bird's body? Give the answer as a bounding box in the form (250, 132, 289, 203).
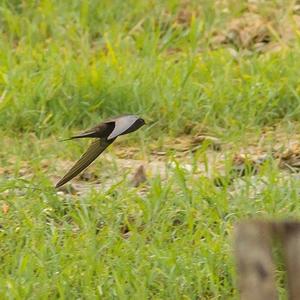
(55, 115, 145, 188)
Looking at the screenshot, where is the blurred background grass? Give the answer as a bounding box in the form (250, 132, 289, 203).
(1, 0, 300, 139)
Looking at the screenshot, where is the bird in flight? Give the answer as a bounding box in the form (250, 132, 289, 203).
(55, 115, 146, 188)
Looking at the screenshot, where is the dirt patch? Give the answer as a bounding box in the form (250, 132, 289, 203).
(210, 2, 300, 53)
(2, 127, 300, 196)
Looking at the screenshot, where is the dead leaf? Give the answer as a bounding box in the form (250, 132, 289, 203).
(165, 47, 182, 56)
(131, 165, 147, 187)
(192, 135, 222, 151)
(2, 202, 9, 214)
(275, 144, 300, 171)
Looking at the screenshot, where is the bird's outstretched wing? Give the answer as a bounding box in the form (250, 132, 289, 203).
(55, 138, 114, 188)
(65, 122, 115, 140)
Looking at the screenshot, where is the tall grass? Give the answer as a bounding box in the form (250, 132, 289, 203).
(1, 155, 300, 298)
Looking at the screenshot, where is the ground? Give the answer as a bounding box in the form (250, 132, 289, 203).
(1, 0, 300, 298)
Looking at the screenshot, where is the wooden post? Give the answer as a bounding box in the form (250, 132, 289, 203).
(275, 222, 300, 300)
(234, 221, 278, 300)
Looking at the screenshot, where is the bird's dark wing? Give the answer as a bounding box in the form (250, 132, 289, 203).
(67, 122, 115, 140)
(55, 138, 114, 188)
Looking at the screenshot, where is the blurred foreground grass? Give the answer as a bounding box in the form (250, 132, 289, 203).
(2, 0, 300, 298)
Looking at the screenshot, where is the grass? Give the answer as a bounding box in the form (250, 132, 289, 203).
(2, 0, 300, 138)
(1, 0, 300, 298)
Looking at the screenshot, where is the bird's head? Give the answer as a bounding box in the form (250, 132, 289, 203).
(137, 117, 146, 127)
